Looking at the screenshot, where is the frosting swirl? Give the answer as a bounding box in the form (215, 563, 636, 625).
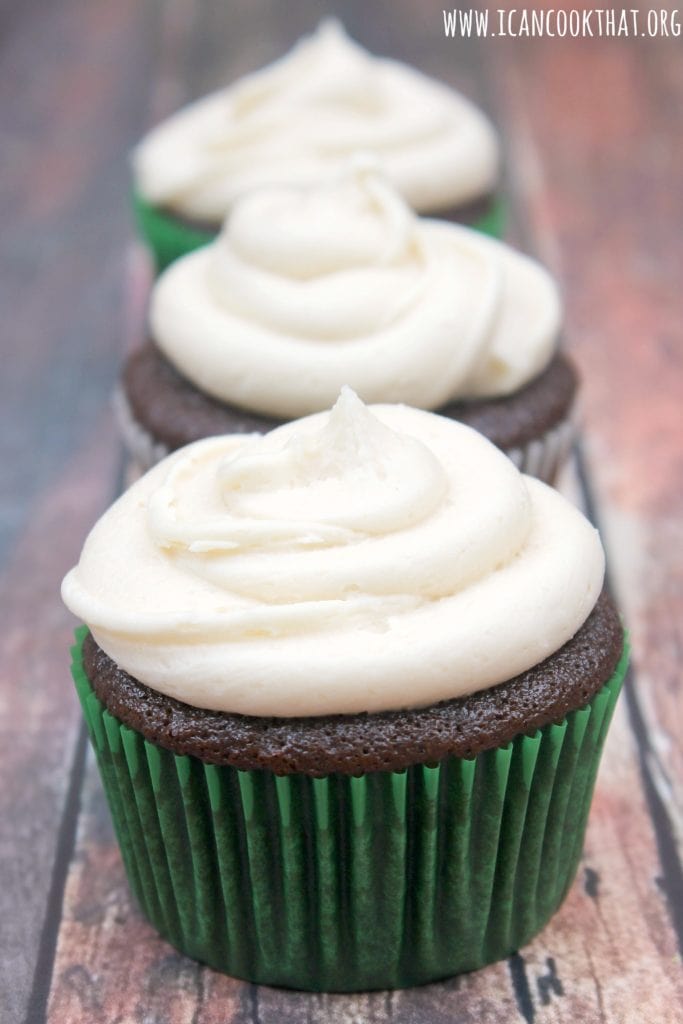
(62, 391, 604, 716)
(150, 162, 561, 416)
(133, 19, 499, 220)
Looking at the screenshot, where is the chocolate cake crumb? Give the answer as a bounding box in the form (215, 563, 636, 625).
(123, 341, 578, 454)
(83, 590, 622, 776)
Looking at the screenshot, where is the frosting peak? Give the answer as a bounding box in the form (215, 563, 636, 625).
(151, 166, 561, 417)
(230, 21, 378, 118)
(205, 161, 424, 342)
(149, 388, 447, 555)
(134, 19, 499, 220)
(225, 157, 417, 279)
(62, 398, 604, 717)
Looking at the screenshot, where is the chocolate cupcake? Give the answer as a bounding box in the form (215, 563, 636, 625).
(132, 19, 502, 273)
(63, 392, 627, 991)
(118, 163, 576, 482)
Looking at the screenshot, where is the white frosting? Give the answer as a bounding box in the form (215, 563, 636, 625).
(62, 392, 604, 717)
(150, 162, 561, 416)
(133, 19, 499, 220)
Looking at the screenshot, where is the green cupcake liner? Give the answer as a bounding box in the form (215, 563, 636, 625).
(132, 192, 506, 275)
(71, 628, 628, 991)
(471, 193, 505, 240)
(132, 192, 215, 274)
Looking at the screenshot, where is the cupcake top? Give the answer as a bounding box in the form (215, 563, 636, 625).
(133, 19, 499, 222)
(150, 162, 561, 419)
(62, 390, 604, 717)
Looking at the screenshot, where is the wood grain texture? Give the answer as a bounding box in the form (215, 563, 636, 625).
(0, 0, 154, 1018)
(489, 22, 683, 949)
(1, 1, 681, 1022)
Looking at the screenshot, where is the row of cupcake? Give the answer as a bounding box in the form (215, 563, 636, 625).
(61, 20, 627, 994)
(120, 21, 577, 483)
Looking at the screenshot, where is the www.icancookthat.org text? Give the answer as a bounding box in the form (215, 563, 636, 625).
(443, 8, 681, 37)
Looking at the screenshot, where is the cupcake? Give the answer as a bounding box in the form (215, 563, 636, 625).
(63, 390, 627, 991)
(132, 19, 501, 272)
(118, 162, 577, 481)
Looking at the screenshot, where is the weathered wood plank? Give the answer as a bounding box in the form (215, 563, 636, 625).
(490, 21, 683, 924)
(0, 418, 122, 1024)
(14, 1, 682, 1022)
(0, 1, 156, 1021)
(487, 21, 683, 1021)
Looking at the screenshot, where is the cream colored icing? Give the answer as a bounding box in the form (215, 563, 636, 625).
(62, 391, 604, 717)
(149, 161, 561, 416)
(133, 19, 499, 220)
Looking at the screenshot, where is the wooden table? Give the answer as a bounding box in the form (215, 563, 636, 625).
(2, 2, 681, 1021)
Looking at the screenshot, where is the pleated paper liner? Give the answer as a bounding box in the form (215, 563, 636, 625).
(131, 191, 506, 276)
(132, 191, 215, 275)
(71, 627, 629, 992)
